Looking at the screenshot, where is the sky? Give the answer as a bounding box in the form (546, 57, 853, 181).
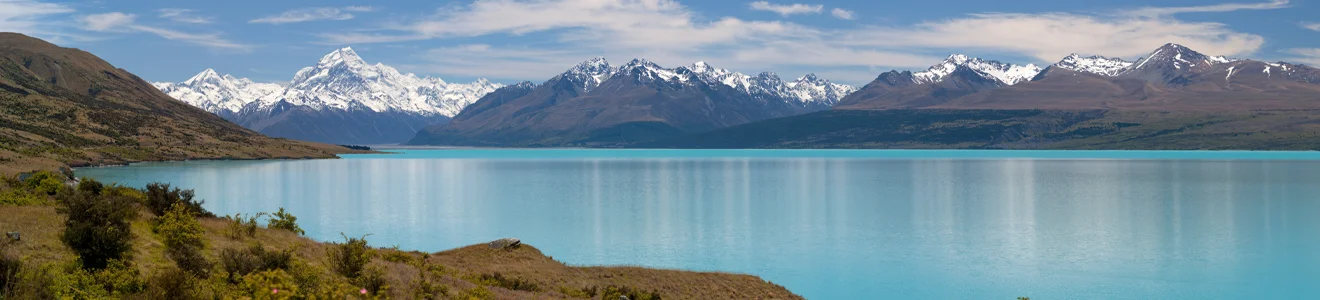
(2, 0, 1318, 86)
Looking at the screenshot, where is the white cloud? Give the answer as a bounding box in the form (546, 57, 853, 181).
(840, 13, 1267, 62)
(1128, 0, 1288, 17)
(831, 8, 854, 20)
(749, 1, 822, 17)
(250, 7, 371, 24)
(79, 12, 252, 51)
(1283, 48, 1320, 66)
(0, 0, 74, 36)
(80, 12, 135, 31)
(1302, 22, 1320, 32)
(157, 8, 213, 24)
(316, 0, 1286, 85)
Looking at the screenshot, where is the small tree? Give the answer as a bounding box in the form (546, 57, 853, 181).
(267, 208, 305, 235)
(326, 234, 373, 279)
(144, 183, 213, 218)
(154, 203, 210, 277)
(59, 179, 136, 269)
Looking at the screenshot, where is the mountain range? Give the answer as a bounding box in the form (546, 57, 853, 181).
(407, 57, 857, 146)
(0, 33, 353, 174)
(154, 48, 502, 144)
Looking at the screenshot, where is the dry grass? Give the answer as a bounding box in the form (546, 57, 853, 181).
(0, 205, 801, 299)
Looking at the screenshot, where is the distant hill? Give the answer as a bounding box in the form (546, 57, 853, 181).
(407, 58, 856, 147)
(649, 44, 1320, 150)
(0, 32, 355, 174)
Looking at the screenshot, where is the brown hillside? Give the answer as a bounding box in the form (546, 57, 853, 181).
(0, 32, 357, 174)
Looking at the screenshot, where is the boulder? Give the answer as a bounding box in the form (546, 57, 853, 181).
(488, 238, 520, 249)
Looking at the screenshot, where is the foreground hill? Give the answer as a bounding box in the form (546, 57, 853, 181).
(0, 33, 356, 174)
(652, 44, 1320, 150)
(0, 175, 801, 299)
(407, 58, 855, 147)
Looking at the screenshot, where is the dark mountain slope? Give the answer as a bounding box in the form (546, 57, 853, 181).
(0, 32, 353, 174)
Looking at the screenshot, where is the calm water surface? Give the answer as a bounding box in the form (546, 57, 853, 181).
(77, 150, 1320, 299)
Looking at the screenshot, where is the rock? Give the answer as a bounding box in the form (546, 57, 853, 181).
(488, 238, 520, 249)
(5, 232, 18, 242)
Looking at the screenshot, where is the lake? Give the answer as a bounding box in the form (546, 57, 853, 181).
(76, 149, 1320, 299)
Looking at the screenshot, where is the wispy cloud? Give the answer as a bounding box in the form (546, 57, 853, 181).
(157, 8, 213, 24)
(749, 1, 822, 17)
(1302, 22, 1320, 32)
(1127, 0, 1289, 17)
(1283, 48, 1320, 66)
(79, 12, 253, 51)
(831, 8, 854, 20)
(0, 0, 74, 37)
(316, 0, 1287, 84)
(250, 6, 373, 24)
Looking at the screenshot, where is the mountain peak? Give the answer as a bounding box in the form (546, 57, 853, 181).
(1127, 42, 1230, 74)
(915, 55, 1041, 85)
(1053, 54, 1133, 76)
(318, 47, 367, 67)
(622, 58, 660, 69)
(799, 73, 820, 82)
(184, 68, 222, 85)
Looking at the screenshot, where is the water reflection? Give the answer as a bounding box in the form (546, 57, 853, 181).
(77, 156, 1320, 299)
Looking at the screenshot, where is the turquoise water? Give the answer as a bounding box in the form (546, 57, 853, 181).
(77, 150, 1320, 299)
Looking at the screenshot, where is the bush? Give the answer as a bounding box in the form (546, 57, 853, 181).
(472, 272, 539, 292)
(58, 179, 137, 269)
(457, 286, 495, 300)
(144, 182, 213, 218)
(237, 269, 299, 299)
(356, 266, 388, 296)
(0, 188, 47, 206)
(599, 285, 662, 300)
(155, 203, 210, 277)
(145, 267, 203, 300)
(225, 213, 264, 239)
(267, 208, 304, 235)
(326, 234, 373, 279)
(23, 170, 65, 195)
(220, 244, 293, 282)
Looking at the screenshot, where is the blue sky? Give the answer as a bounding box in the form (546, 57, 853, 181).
(3, 0, 1317, 86)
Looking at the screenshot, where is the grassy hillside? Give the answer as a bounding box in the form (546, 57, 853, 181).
(0, 174, 802, 299)
(643, 109, 1320, 150)
(0, 32, 360, 175)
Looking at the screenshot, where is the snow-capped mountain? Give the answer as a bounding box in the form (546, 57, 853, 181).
(152, 69, 283, 116)
(556, 57, 857, 106)
(155, 47, 502, 144)
(559, 57, 616, 92)
(914, 54, 1041, 85)
(1052, 54, 1134, 76)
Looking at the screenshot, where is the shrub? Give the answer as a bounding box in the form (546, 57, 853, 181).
(599, 285, 662, 300)
(155, 203, 210, 277)
(225, 213, 264, 239)
(326, 234, 373, 279)
(92, 259, 147, 295)
(472, 272, 539, 292)
(145, 267, 202, 300)
(267, 208, 304, 235)
(23, 170, 65, 195)
(457, 286, 495, 300)
(144, 182, 213, 218)
(58, 179, 136, 269)
(356, 266, 388, 296)
(237, 269, 299, 299)
(0, 188, 47, 206)
(220, 244, 293, 282)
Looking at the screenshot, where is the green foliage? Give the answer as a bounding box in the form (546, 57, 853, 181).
(599, 285, 663, 300)
(154, 203, 210, 277)
(16, 260, 146, 298)
(144, 267, 203, 300)
(0, 188, 48, 206)
(267, 207, 304, 235)
(380, 246, 417, 265)
(326, 234, 373, 279)
(471, 272, 539, 292)
(356, 266, 389, 296)
(225, 213, 265, 239)
(219, 244, 293, 282)
(236, 269, 299, 299)
(23, 170, 65, 195)
(457, 286, 495, 300)
(57, 178, 136, 269)
(144, 182, 213, 218)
